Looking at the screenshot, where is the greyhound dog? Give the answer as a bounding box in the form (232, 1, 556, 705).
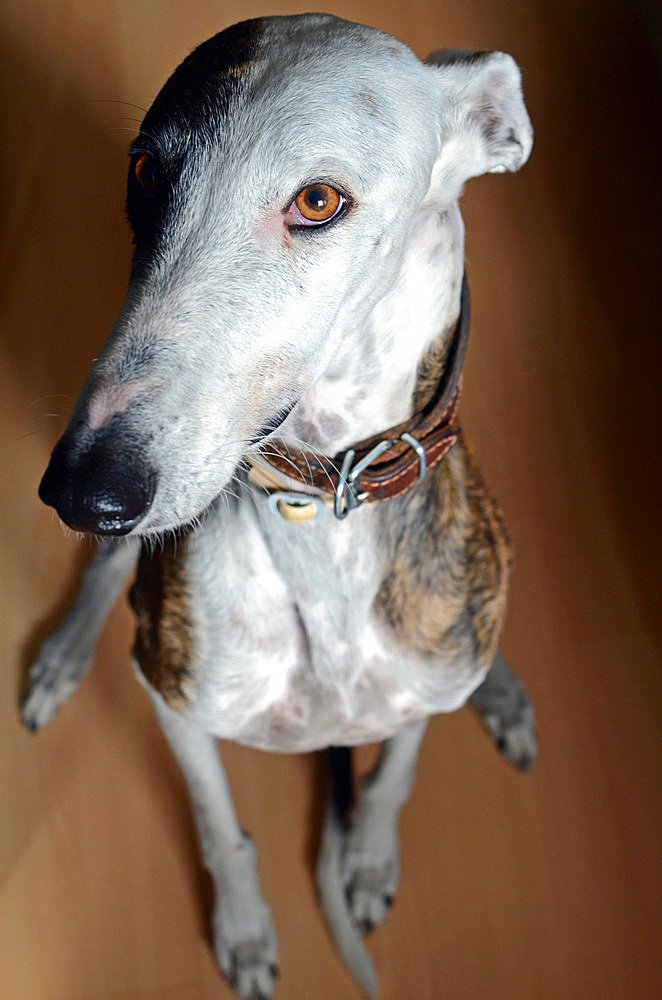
(23, 14, 537, 999)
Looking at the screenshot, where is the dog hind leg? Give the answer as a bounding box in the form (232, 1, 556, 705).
(469, 651, 538, 770)
(22, 537, 139, 731)
(150, 694, 278, 1000)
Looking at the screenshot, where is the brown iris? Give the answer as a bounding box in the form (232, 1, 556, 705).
(134, 153, 160, 193)
(294, 184, 342, 222)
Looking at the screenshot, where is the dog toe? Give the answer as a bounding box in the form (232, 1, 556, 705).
(22, 659, 86, 730)
(488, 703, 538, 770)
(216, 920, 279, 1000)
(346, 865, 397, 935)
(21, 631, 95, 731)
(222, 943, 278, 1000)
(232, 960, 278, 1000)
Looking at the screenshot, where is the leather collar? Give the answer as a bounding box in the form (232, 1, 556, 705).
(249, 274, 470, 520)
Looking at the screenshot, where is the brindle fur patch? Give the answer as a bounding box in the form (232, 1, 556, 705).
(411, 291, 462, 413)
(412, 331, 451, 413)
(375, 441, 512, 667)
(131, 533, 197, 709)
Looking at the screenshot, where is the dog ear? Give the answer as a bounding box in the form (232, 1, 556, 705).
(425, 50, 533, 201)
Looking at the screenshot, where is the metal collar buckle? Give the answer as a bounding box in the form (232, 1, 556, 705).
(333, 431, 427, 520)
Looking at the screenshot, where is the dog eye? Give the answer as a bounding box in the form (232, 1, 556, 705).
(288, 184, 343, 226)
(133, 153, 161, 194)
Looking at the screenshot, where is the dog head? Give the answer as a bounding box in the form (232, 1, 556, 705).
(39, 14, 531, 536)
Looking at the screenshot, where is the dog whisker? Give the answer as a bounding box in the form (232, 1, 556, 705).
(101, 116, 144, 125)
(258, 446, 306, 484)
(81, 98, 148, 115)
(25, 394, 74, 417)
(103, 125, 148, 136)
(287, 435, 343, 490)
(3, 428, 63, 456)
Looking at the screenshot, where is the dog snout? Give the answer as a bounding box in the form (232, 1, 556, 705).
(39, 430, 157, 536)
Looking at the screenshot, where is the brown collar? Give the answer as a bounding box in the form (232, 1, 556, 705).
(251, 274, 470, 520)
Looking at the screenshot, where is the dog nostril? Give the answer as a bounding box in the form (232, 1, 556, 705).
(39, 436, 157, 536)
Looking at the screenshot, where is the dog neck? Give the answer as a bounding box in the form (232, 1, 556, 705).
(285, 201, 466, 458)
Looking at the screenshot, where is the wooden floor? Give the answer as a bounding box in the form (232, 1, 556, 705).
(2, 1, 661, 998)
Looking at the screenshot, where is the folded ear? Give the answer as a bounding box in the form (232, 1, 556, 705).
(425, 49, 533, 202)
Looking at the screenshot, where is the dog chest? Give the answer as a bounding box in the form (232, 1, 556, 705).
(130, 448, 508, 752)
(128, 533, 458, 751)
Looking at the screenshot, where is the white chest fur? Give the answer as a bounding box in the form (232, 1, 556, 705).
(152, 476, 486, 753)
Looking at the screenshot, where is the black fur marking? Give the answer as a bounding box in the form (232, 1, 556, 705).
(126, 19, 264, 247)
(142, 18, 264, 151)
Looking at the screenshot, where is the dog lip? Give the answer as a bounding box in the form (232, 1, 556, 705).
(249, 400, 297, 445)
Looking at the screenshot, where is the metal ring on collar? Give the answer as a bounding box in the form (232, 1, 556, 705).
(399, 431, 427, 480)
(267, 490, 327, 522)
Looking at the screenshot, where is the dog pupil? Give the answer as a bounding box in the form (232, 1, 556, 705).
(308, 188, 326, 209)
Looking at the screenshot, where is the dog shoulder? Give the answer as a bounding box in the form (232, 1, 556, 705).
(374, 442, 512, 665)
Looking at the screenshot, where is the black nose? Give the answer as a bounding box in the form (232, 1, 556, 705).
(39, 433, 157, 536)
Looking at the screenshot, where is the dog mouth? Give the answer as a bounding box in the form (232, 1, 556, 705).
(248, 400, 297, 446)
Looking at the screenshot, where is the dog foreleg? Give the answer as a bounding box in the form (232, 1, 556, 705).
(149, 693, 278, 1000)
(469, 651, 538, 769)
(317, 720, 428, 997)
(22, 537, 139, 731)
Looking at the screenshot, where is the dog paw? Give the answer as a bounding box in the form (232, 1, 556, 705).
(345, 862, 396, 934)
(218, 939, 278, 1000)
(214, 896, 278, 1000)
(21, 639, 93, 731)
(470, 655, 538, 770)
(483, 702, 538, 771)
(217, 938, 278, 1000)
(342, 818, 400, 935)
